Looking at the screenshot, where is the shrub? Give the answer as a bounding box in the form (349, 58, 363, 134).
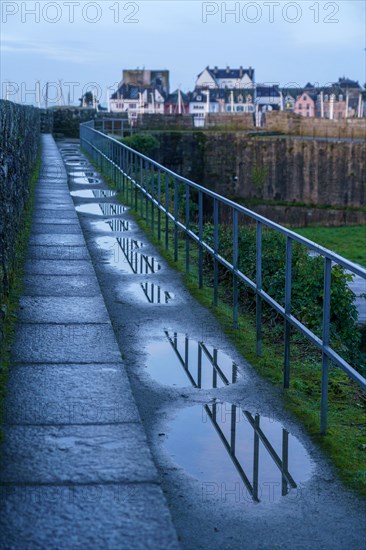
(120, 134, 160, 157)
(202, 224, 363, 373)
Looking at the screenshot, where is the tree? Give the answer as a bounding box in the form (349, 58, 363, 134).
(79, 91, 98, 108)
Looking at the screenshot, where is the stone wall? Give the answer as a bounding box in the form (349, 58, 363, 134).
(0, 100, 40, 307)
(134, 113, 255, 131)
(152, 132, 366, 226)
(51, 107, 96, 138)
(135, 114, 195, 130)
(265, 111, 366, 139)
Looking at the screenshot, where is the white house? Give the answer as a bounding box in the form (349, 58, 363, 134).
(196, 66, 255, 90)
(110, 84, 165, 122)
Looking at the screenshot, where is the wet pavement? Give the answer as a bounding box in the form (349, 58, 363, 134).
(0, 135, 178, 550)
(1, 135, 365, 549)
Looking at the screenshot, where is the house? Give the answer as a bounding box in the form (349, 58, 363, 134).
(189, 89, 220, 115)
(294, 89, 316, 117)
(110, 69, 169, 120)
(222, 89, 254, 113)
(255, 85, 281, 111)
(110, 83, 166, 121)
(121, 69, 170, 95)
(164, 89, 189, 114)
(280, 87, 304, 111)
(195, 66, 255, 89)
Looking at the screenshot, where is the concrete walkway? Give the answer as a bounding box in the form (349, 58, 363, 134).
(0, 135, 179, 550)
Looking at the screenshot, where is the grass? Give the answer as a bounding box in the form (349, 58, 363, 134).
(292, 226, 366, 267)
(85, 154, 366, 496)
(236, 197, 366, 213)
(0, 146, 41, 429)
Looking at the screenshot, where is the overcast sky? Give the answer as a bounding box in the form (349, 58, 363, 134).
(1, 0, 365, 106)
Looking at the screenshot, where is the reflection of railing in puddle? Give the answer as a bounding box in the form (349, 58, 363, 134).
(140, 282, 174, 304)
(204, 403, 297, 502)
(99, 203, 126, 216)
(107, 219, 129, 232)
(165, 331, 238, 389)
(113, 237, 160, 274)
(91, 190, 116, 198)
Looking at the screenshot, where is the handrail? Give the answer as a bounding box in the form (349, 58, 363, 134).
(80, 120, 366, 434)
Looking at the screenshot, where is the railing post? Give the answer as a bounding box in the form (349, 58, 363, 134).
(213, 199, 219, 306)
(134, 156, 138, 210)
(151, 164, 155, 233)
(157, 169, 161, 241)
(233, 209, 239, 329)
(320, 257, 332, 434)
(145, 160, 149, 223)
(139, 157, 143, 218)
(185, 185, 190, 273)
(256, 221, 262, 356)
(284, 236, 292, 388)
(174, 178, 178, 261)
(198, 191, 203, 289)
(165, 173, 169, 251)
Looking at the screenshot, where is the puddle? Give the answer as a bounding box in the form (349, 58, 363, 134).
(146, 332, 240, 388)
(75, 203, 127, 216)
(70, 189, 117, 198)
(68, 169, 99, 178)
(91, 219, 130, 232)
(65, 161, 89, 170)
(95, 236, 161, 274)
(128, 282, 175, 304)
(63, 156, 84, 162)
(69, 177, 102, 185)
(165, 403, 313, 504)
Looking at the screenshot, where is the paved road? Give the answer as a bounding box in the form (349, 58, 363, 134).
(0, 135, 365, 550)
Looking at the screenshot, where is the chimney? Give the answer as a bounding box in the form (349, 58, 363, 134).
(226, 66, 230, 73)
(239, 65, 243, 77)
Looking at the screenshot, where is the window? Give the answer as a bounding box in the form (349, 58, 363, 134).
(306, 104, 310, 109)
(298, 104, 302, 109)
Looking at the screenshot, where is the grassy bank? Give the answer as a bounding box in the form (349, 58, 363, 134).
(0, 147, 41, 427)
(293, 226, 366, 267)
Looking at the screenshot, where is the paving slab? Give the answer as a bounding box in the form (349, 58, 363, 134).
(12, 323, 122, 363)
(0, 483, 179, 550)
(24, 259, 96, 276)
(26, 245, 89, 261)
(0, 424, 158, 484)
(31, 218, 81, 226)
(18, 297, 109, 323)
(3, 364, 140, 425)
(22, 275, 101, 296)
(31, 223, 82, 235)
(33, 204, 74, 210)
(29, 234, 86, 246)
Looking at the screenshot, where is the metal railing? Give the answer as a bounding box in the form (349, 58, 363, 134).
(80, 120, 366, 434)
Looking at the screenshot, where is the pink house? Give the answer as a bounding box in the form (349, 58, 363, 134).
(294, 93, 315, 117)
